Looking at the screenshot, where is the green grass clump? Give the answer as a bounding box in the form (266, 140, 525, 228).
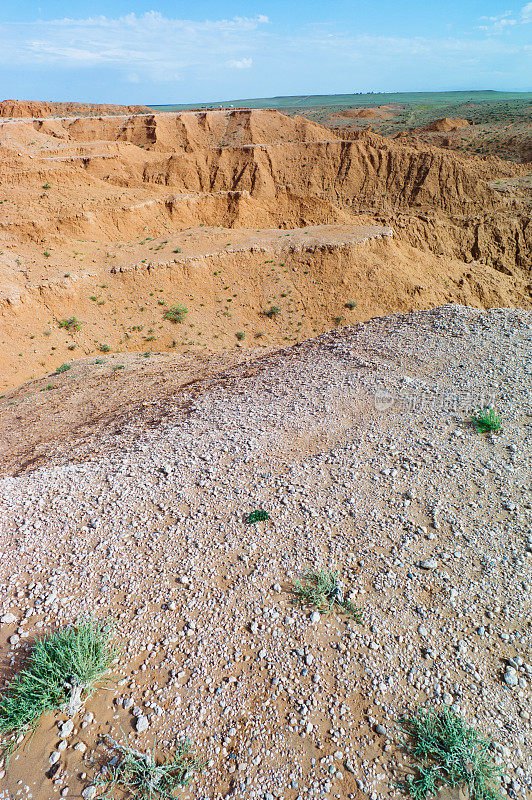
(400, 706, 502, 800)
(471, 408, 502, 433)
(345, 301, 357, 310)
(292, 569, 362, 622)
(0, 619, 115, 757)
(163, 304, 188, 323)
(245, 509, 270, 524)
(235, 331, 246, 341)
(54, 363, 71, 374)
(58, 317, 82, 332)
(99, 344, 111, 353)
(96, 735, 203, 799)
(263, 305, 280, 319)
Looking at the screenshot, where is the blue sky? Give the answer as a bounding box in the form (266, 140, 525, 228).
(0, 1, 531, 103)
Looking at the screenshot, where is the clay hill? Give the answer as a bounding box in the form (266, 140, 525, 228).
(0, 107, 530, 392)
(421, 118, 470, 132)
(0, 99, 153, 118)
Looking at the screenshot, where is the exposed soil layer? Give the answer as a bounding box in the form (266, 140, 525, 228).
(421, 118, 470, 132)
(0, 99, 153, 118)
(310, 100, 532, 163)
(0, 108, 530, 392)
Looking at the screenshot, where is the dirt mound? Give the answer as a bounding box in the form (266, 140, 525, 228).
(0, 108, 530, 391)
(0, 99, 153, 118)
(329, 106, 396, 120)
(422, 117, 470, 132)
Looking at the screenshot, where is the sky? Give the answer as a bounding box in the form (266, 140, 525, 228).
(0, 1, 531, 104)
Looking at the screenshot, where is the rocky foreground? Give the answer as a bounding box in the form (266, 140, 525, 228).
(0, 304, 531, 800)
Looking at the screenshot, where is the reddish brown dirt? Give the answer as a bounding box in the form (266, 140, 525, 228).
(421, 118, 470, 132)
(0, 108, 530, 395)
(0, 99, 153, 118)
(328, 106, 396, 120)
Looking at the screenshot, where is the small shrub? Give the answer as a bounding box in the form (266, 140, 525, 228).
(95, 735, 203, 799)
(263, 305, 280, 319)
(58, 317, 82, 332)
(43, 251, 50, 258)
(400, 706, 502, 800)
(0, 619, 115, 757)
(471, 408, 502, 434)
(54, 363, 71, 374)
(99, 344, 110, 353)
(245, 509, 270, 524)
(292, 569, 362, 622)
(42, 182, 51, 190)
(235, 331, 246, 341)
(345, 301, 357, 310)
(164, 304, 188, 323)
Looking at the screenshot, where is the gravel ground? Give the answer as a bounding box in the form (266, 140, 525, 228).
(0, 304, 530, 800)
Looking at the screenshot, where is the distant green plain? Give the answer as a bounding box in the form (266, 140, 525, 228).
(151, 89, 532, 113)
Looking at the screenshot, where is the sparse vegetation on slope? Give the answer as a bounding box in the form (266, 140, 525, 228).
(400, 706, 502, 800)
(96, 735, 203, 799)
(0, 619, 115, 756)
(292, 569, 363, 622)
(471, 407, 502, 433)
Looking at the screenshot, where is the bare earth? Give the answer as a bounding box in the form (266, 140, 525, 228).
(0, 107, 531, 800)
(0, 108, 530, 392)
(0, 305, 531, 800)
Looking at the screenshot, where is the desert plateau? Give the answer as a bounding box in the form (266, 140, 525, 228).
(0, 91, 530, 800)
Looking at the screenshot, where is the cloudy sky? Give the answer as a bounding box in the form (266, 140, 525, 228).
(0, 1, 531, 104)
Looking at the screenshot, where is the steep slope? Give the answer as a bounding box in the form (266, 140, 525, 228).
(0, 109, 530, 391)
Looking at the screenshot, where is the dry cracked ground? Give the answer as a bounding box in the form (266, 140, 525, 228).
(0, 107, 531, 800)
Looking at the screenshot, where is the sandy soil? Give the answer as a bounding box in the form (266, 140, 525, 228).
(0, 106, 530, 800)
(0, 305, 530, 800)
(0, 100, 153, 118)
(0, 109, 530, 393)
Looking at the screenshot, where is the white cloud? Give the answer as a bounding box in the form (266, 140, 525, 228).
(0, 12, 268, 78)
(478, 4, 532, 31)
(0, 10, 528, 93)
(522, 2, 532, 21)
(226, 57, 253, 69)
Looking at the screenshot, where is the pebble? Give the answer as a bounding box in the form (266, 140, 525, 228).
(136, 715, 149, 733)
(58, 719, 74, 738)
(504, 667, 519, 687)
(419, 558, 438, 570)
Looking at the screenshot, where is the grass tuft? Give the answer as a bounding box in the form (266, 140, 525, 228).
(54, 363, 71, 374)
(263, 305, 280, 319)
(471, 408, 502, 434)
(58, 317, 82, 332)
(245, 509, 270, 524)
(163, 304, 188, 323)
(96, 735, 203, 799)
(400, 706, 502, 800)
(292, 569, 362, 622)
(0, 619, 115, 757)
